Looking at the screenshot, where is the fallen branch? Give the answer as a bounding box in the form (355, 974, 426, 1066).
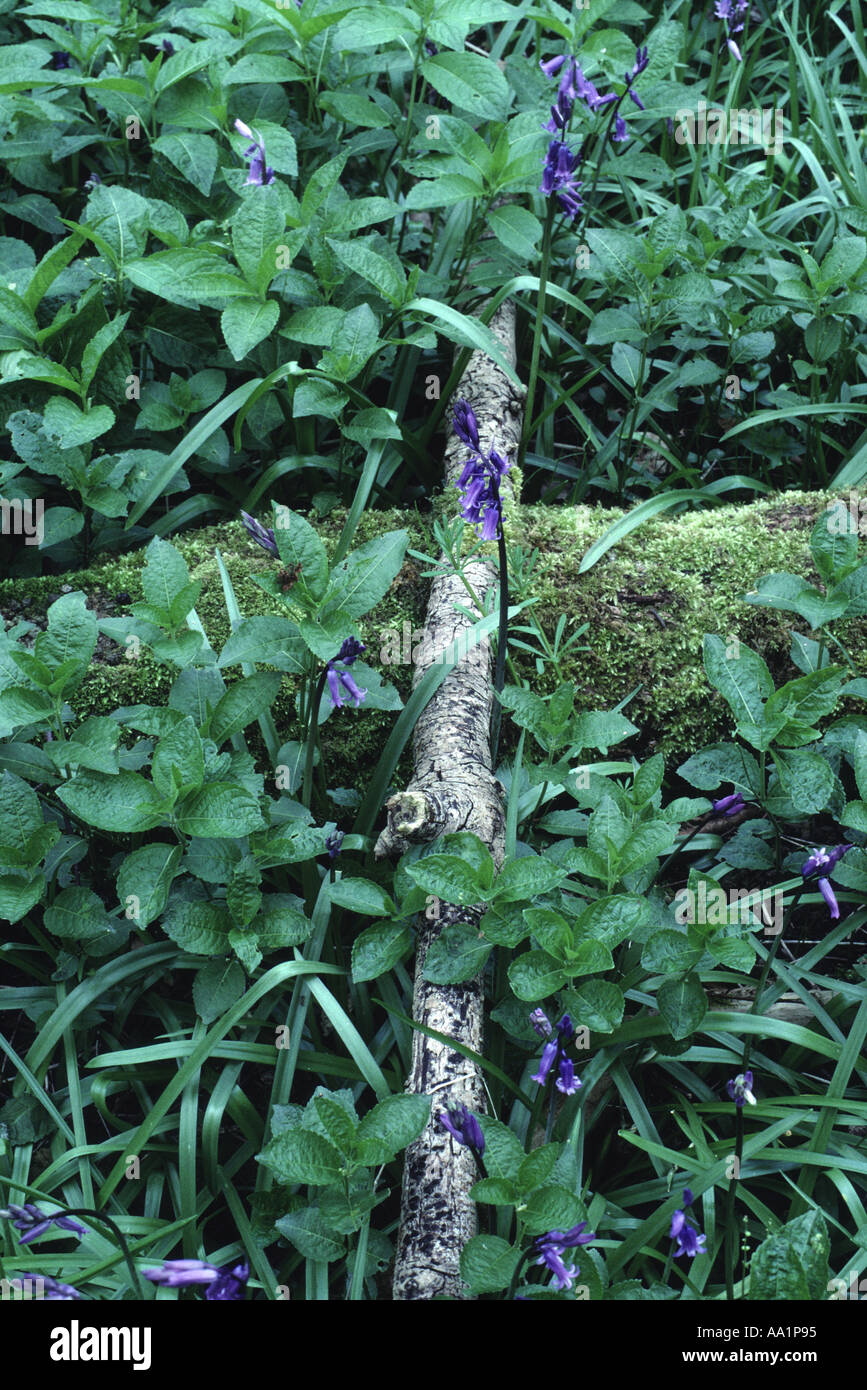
(376, 300, 525, 1300)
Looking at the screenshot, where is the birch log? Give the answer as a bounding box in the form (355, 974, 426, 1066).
(376, 301, 525, 1300)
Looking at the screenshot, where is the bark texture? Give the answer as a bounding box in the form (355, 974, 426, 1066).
(380, 301, 525, 1300)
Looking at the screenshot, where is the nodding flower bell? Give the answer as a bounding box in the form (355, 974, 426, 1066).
(439, 1103, 485, 1155)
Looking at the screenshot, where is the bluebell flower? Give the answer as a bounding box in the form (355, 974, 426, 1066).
(326, 638, 367, 710)
(18, 1273, 83, 1300)
(540, 139, 583, 220)
(144, 1258, 249, 1300)
(325, 830, 344, 861)
(801, 844, 853, 921)
(612, 115, 628, 143)
(439, 1104, 485, 1155)
(452, 399, 511, 541)
(715, 0, 749, 61)
(1, 1203, 87, 1244)
(51, 51, 72, 69)
(670, 1189, 706, 1258)
(240, 510, 279, 557)
(234, 119, 275, 186)
(539, 54, 567, 79)
(556, 1056, 580, 1095)
(531, 1039, 558, 1086)
(533, 1222, 594, 1291)
(83, 172, 102, 190)
(452, 399, 480, 452)
(712, 790, 746, 815)
(161, 38, 175, 55)
(530, 1007, 553, 1037)
(726, 1070, 756, 1107)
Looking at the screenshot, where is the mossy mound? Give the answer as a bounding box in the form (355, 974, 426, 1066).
(1, 491, 864, 793)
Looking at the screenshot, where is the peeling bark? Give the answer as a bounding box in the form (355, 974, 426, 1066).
(377, 302, 525, 1300)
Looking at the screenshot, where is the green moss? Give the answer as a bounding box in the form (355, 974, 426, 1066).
(3, 493, 864, 788)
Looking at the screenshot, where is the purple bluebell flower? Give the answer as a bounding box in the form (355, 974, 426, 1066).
(712, 791, 746, 816)
(556, 1013, 574, 1042)
(818, 877, 840, 919)
(531, 1039, 558, 1086)
(801, 844, 852, 920)
(452, 399, 480, 452)
(325, 830, 344, 861)
(439, 1104, 485, 1155)
(612, 115, 629, 142)
(161, 38, 175, 55)
(240, 510, 279, 557)
(144, 1258, 249, 1299)
(716, 0, 748, 61)
(670, 1188, 707, 1258)
(540, 139, 583, 220)
(51, 51, 72, 69)
(233, 119, 275, 186)
(530, 1007, 552, 1037)
(17, 1273, 83, 1300)
(533, 1222, 594, 1291)
(726, 1070, 756, 1107)
(326, 638, 367, 710)
(83, 172, 102, 190)
(539, 54, 567, 79)
(452, 400, 511, 541)
(1, 1203, 87, 1244)
(556, 1056, 581, 1095)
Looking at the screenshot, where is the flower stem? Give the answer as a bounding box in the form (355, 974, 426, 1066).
(519, 197, 557, 470)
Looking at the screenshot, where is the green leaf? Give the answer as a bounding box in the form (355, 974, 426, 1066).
(560, 979, 624, 1033)
(657, 972, 707, 1040)
(741, 572, 847, 630)
(406, 854, 484, 906)
(422, 922, 493, 984)
(642, 929, 702, 974)
(351, 920, 413, 982)
(175, 784, 266, 838)
(404, 174, 484, 210)
(478, 1117, 524, 1181)
(488, 205, 543, 258)
(44, 886, 115, 944)
(116, 843, 182, 927)
(0, 874, 45, 924)
(272, 504, 329, 601)
(421, 51, 510, 122)
(327, 876, 396, 917)
(256, 1129, 345, 1185)
(152, 716, 205, 799)
(256, 894, 313, 949)
(493, 857, 566, 903)
(275, 1206, 346, 1262)
(355, 1093, 431, 1164)
(218, 617, 306, 673)
(57, 771, 165, 833)
(459, 1234, 521, 1294)
(521, 1186, 585, 1236)
(749, 1211, 830, 1300)
(221, 298, 280, 361)
(141, 537, 190, 615)
(703, 634, 774, 739)
(326, 236, 405, 307)
(323, 529, 407, 618)
(162, 897, 232, 954)
(0, 771, 42, 850)
(508, 949, 567, 1001)
(210, 672, 283, 743)
(193, 957, 247, 1023)
(153, 132, 219, 196)
(124, 251, 248, 307)
(36, 591, 97, 673)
